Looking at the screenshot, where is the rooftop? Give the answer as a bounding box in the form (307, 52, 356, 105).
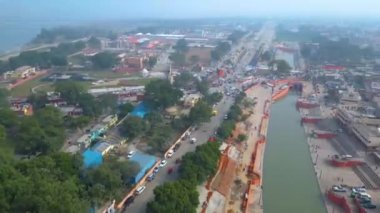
(93, 142, 113, 154)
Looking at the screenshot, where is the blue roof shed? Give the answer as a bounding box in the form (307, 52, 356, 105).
(130, 152, 156, 184)
(83, 149, 103, 168)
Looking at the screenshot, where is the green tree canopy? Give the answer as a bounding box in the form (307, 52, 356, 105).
(169, 52, 186, 66)
(0, 88, 10, 108)
(118, 102, 134, 118)
(188, 100, 213, 125)
(120, 116, 146, 139)
(147, 180, 199, 213)
(173, 39, 189, 53)
(55, 81, 85, 104)
(91, 52, 118, 69)
(144, 79, 183, 109)
(173, 72, 195, 89)
(179, 142, 220, 184)
(88, 36, 102, 49)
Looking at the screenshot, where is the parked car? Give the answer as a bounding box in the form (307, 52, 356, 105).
(147, 173, 155, 182)
(153, 167, 160, 173)
(123, 196, 135, 208)
(190, 137, 197, 144)
(127, 150, 135, 159)
(332, 186, 346, 192)
(362, 203, 376, 209)
(358, 197, 371, 204)
(135, 185, 146, 195)
(160, 160, 167, 167)
(173, 143, 181, 152)
(166, 150, 174, 158)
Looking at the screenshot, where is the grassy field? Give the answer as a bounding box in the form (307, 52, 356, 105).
(9, 71, 153, 97)
(10, 76, 49, 97)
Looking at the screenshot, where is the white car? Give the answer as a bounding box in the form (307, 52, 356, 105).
(160, 160, 167, 167)
(127, 150, 135, 159)
(190, 138, 197, 144)
(135, 185, 146, 195)
(166, 150, 174, 158)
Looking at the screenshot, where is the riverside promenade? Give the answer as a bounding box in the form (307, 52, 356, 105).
(299, 82, 362, 213)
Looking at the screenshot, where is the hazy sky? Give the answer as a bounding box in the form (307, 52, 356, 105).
(1, 0, 380, 20)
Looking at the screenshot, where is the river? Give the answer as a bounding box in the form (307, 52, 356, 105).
(263, 94, 326, 213)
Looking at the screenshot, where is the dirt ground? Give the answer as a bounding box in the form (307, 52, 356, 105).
(186, 47, 212, 64)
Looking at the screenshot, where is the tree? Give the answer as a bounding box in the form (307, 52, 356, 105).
(276, 59, 292, 74)
(88, 36, 101, 49)
(0, 88, 10, 108)
(83, 163, 123, 203)
(147, 57, 158, 69)
(97, 94, 118, 113)
(179, 142, 220, 184)
(173, 72, 194, 89)
(115, 161, 140, 185)
(118, 102, 134, 118)
(14, 117, 50, 155)
(173, 39, 189, 53)
(228, 105, 242, 121)
(120, 116, 146, 139)
(55, 81, 85, 104)
(188, 100, 213, 125)
(261, 50, 272, 61)
(217, 120, 235, 140)
(144, 111, 164, 129)
(147, 180, 199, 213)
(0, 125, 6, 144)
(144, 79, 183, 109)
(91, 52, 118, 69)
(205, 92, 223, 105)
(0, 109, 18, 128)
(196, 80, 209, 96)
(65, 116, 91, 130)
(28, 92, 48, 109)
(78, 93, 102, 117)
(189, 55, 200, 65)
(237, 134, 247, 142)
(169, 52, 186, 66)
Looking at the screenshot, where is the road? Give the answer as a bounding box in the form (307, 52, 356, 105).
(124, 22, 274, 213)
(125, 95, 234, 212)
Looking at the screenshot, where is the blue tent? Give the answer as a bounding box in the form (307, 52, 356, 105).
(131, 102, 150, 118)
(82, 150, 103, 168)
(130, 152, 156, 184)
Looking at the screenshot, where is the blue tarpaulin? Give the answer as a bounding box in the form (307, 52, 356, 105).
(129, 152, 156, 184)
(83, 150, 103, 168)
(131, 102, 149, 118)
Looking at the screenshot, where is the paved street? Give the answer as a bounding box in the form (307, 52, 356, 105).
(125, 95, 235, 213)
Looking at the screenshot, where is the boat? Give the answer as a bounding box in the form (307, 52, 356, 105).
(311, 130, 336, 139)
(272, 87, 289, 102)
(296, 98, 320, 109)
(330, 155, 364, 167)
(301, 116, 323, 123)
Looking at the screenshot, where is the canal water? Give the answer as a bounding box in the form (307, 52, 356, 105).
(263, 94, 326, 213)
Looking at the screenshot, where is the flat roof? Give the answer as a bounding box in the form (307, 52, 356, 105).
(93, 142, 112, 153)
